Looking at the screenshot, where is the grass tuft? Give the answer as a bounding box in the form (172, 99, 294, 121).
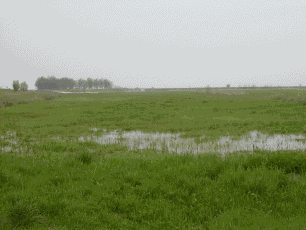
(75, 151, 93, 165)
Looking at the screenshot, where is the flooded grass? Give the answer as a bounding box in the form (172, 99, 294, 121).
(1, 89, 306, 229)
(2, 128, 306, 158)
(78, 128, 306, 157)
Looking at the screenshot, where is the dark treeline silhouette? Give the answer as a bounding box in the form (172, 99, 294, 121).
(35, 76, 113, 90)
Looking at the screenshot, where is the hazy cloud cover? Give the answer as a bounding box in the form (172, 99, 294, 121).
(0, 0, 305, 89)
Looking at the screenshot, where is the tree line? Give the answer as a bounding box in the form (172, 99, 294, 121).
(35, 76, 113, 90)
(11, 76, 113, 91)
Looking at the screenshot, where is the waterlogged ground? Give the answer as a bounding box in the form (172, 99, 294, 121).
(1, 128, 306, 158)
(52, 91, 100, 94)
(80, 128, 306, 156)
(1, 89, 306, 229)
(1, 89, 306, 158)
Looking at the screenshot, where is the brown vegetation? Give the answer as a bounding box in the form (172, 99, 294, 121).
(0, 89, 61, 109)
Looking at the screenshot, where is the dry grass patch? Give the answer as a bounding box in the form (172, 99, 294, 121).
(0, 90, 61, 108)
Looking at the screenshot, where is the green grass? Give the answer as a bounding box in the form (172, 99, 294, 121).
(0, 88, 306, 229)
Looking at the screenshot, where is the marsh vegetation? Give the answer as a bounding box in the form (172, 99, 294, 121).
(0, 88, 306, 229)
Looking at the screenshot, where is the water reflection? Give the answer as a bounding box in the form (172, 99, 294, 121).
(79, 128, 306, 156)
(1, 129, 306, 157)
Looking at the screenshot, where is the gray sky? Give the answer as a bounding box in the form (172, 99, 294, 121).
(0, 0, 306, 89)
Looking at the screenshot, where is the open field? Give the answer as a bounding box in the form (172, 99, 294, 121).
(0, 88, 306, 229)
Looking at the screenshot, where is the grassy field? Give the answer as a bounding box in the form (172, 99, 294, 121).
(0, 88, 306, 229)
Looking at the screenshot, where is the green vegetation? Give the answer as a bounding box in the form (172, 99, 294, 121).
(12, 81, 29, 92)
(34, 76, 113, 91)
(0, 88, 306, 229)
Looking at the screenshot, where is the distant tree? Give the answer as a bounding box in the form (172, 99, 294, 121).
(48, 75, 57, 89)
(35, 76, 47, 90)
(20, 81, 28, 91)
(93, 78, 99, 89)
(35, 76, 75, 90)
(12, 80, 20, 91)
(77, 79, 82, 89)
(86, 78, 94, 89)
(104, 79, 113, 89)
(97, 79, 104, 89)
(70, 77, 114, 90)
(95, 79, 100, 88)
(84, 79, 89, 89)
(226, 84, 230, 88)
(67, 78, 75, 89)
(78, 78, 87, 90)
(59, 77, 75, 90)
(104, 79, 110, 89)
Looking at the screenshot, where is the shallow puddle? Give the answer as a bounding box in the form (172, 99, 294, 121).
(52, 91, 100, 94)
(1, 128, 306, 157)
(78, 128, 306, 156)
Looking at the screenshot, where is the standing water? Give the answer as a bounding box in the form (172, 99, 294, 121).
(1, 129, 306, 157)
(78, 128, 306, 157)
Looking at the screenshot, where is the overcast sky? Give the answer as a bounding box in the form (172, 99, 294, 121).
(0, 0, 306, 89)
